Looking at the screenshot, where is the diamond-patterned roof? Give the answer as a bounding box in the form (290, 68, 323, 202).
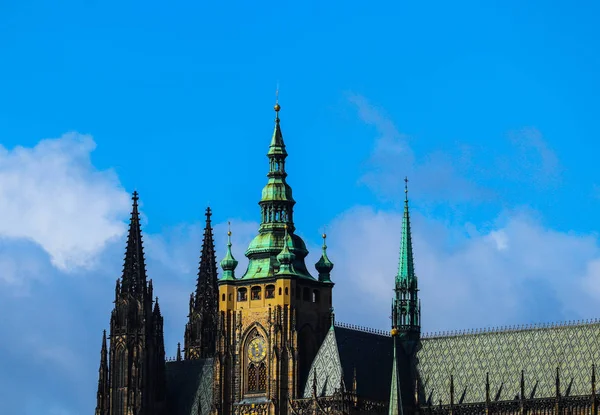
(165, 358, 214, 415)
(416, 322, 600, 404)
(304, 325, 410, 403)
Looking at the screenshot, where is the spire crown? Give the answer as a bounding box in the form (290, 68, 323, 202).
(120, 191, 148, 297)
(392, 177, 420, 339)
(195, 206, 218, 298)
(242, 99, 314, 280)
(220, 223, 238, 280)
(315, 233, 334, 282)
(397, 177, 415, 283)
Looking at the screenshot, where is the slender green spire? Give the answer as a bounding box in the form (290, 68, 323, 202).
(389, 335, 404, 415)
(241, 99, 314, 280)
(220, 222, 238, 281)
(315, 233, 334, 282)
(397, 178, 415, 284)
(392, 177, 420, 339)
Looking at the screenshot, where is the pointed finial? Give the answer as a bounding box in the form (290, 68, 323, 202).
(404, 176, 409, 201)
(176, 342, 182, 361)
(274, 86, 281, 114)
(330, 307, 335, 328)
(101, 329, 107, 352)
(132, 190, 139, 203)
(227, 221, 232, 239)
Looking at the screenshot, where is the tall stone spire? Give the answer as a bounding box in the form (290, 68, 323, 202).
(392, 178, 420, 340)
(241, 99, 313, 280)
(195, 207, 218, 300)
(120, 191, 147, 296)
(184, 207, 219, 360)
(95, 330, 110, 415)
(106, 191, 167, 415)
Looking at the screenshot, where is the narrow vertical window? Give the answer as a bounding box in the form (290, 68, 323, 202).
(248, 364, 257, 392)
(258, 363, 267, 391)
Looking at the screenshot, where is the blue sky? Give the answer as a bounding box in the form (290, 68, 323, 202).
(1, 1, 600, 414)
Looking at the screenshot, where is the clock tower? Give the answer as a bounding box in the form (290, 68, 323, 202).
(214, 101, 334, 415)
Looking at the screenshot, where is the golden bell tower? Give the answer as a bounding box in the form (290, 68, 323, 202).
(213, 101, 334, 415)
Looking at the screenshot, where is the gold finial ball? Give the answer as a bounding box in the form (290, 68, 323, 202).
(391, 328, 399, 337)
(274, 103, 281, 112)
(227, 231, 232, 237)
(322, 233, 327, 239)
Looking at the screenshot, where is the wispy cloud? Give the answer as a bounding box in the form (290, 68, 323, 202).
(347, 94, 562, 205)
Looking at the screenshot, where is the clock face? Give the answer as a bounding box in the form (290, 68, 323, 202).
(248, 337, 267, 363)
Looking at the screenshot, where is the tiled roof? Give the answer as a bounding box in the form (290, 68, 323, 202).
(416, 321, 600, 404)
(304, 325, 400, 403)
(165, 358, 214, 415)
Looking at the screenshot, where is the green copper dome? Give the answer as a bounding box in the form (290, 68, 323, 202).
(239, 102, 315, 280)
(220, 226, 238, 281)
(315, 233, 334, 282)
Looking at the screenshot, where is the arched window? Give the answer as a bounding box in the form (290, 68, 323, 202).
(278, 287, 282, 296)
(285, 287, 289, 295)
(222, 293, 225, 301)
(238, 288, 247, 302)
(265, 285, 275, 299)
(303, 287, 310, 301)
(313, 290, 320, 303)
(248, 362, 268, 393)
(251, 286, 261, 300)
(228, 293, 232, 301)
(248, 364, 257, 392)
(258, 363, 267, 391)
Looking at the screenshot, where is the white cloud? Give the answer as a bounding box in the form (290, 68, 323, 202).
(327, 207, 600, 333)
(0, 133, 130, 271)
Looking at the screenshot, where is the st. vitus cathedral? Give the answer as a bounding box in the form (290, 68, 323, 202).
(95, 101, 600, 415)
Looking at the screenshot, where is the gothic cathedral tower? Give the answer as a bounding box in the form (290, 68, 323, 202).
(214, 102, 334, 415)
(185, 207, 219, 360)
(95, 192, 167, 415)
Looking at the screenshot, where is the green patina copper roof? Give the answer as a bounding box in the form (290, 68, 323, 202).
(219, 224, 238, 281)
(397, 178, 415, 285)
(315, 233, 334, 282)
(392, 178, 420, 336)
(240, 102, 314, 280)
